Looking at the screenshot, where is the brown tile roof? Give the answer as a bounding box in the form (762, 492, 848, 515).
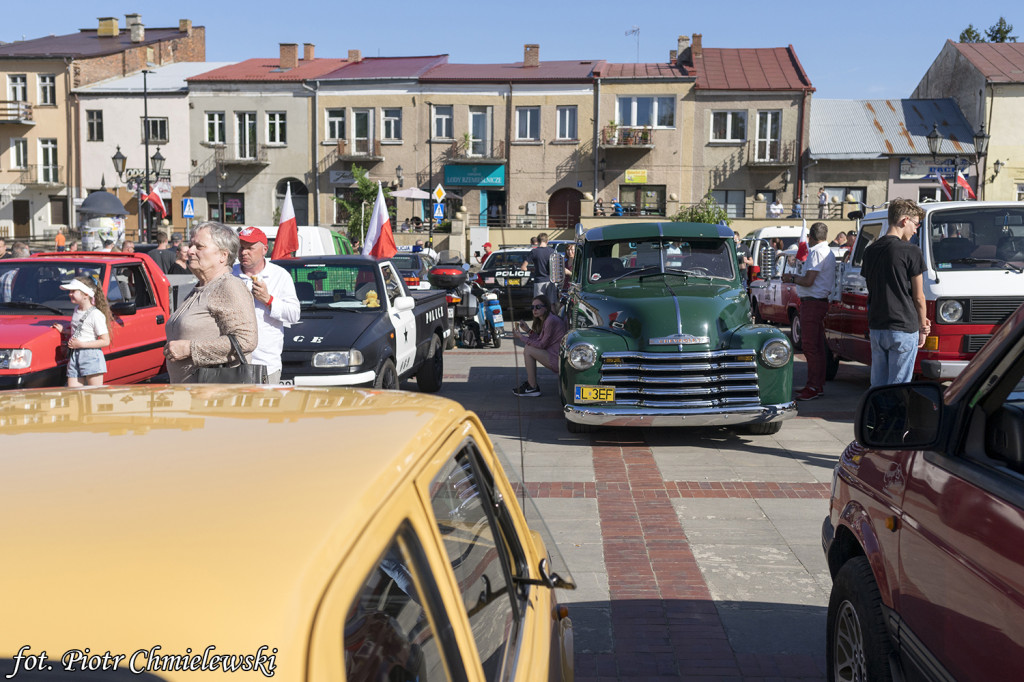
(0, 27, 198, 59)
(695, 47, 813, 91)
(595, 62, 693, 79)
(316, 55, 449, 80)
(953, 40, 1024, 83)
(187, 58, 349, 82)
(421, 60, 601, 82)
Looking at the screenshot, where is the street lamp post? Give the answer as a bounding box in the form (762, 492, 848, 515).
(425, 101, 434, 248)
(926, 121, 990, 198)
(111, 143, 166, 243)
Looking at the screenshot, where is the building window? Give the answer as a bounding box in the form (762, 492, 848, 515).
(86, 110, 104, 141)
(822, 186, 866, 217)
(326, 109, 345, 140)
(1017, 184, 1024, 202)
(755, 111, 781, 162)
(236, 112, 256, 159)
(11, 138, 27, 169)
(432, 105, 453, 139)
(711, 189, 746, 218)
(207, 192, 245, 224)
(39, 139, 58, 183)
(142, 117, 168, 144)
(38, 75, 56, 106)
(516, 106, 540, 141)
(267, 112, 287, 144)
(557, 105, 578, 140)
(206, 112, 225, 144)
(469, 106, 489, 155)
(8, 75, 27, 102)
(382, 108, 402, 140)
(711, 111, 746, 142)
(619, 185, 666, 216)
(617, 96, 675, 127)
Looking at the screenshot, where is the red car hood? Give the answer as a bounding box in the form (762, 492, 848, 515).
(0, 314, 66, 350)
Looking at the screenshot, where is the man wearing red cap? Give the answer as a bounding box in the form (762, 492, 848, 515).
(232, 226, 300, 383)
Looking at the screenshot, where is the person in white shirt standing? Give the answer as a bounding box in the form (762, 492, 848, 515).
(781, 222, 835, 401)
(233, 227, 300, 384)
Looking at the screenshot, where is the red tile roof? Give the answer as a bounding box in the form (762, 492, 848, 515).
(187, 58, 349, 82)
(421, 60, 601, 82)
(0, 27, 198, 59)
(316, 55, 449, 80)
(954, 40, 1024, 83)
(595, 62, 692, 79)
(695, 47, 813, 91)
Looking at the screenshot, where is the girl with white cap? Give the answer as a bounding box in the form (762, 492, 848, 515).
(50, 276, 112, 386)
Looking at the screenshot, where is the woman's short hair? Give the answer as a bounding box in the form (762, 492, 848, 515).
(194, 221, 239, 264)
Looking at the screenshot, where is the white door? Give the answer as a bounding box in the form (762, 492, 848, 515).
(380, 263, 417, 375)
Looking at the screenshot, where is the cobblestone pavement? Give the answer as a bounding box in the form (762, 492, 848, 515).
(431, 337, 870, 681)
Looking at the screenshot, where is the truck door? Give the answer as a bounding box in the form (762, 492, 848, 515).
(104, 263, 165, 383)
(381, 263, 416, 376)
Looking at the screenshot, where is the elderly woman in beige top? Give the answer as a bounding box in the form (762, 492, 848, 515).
(164, 222, 258, 383)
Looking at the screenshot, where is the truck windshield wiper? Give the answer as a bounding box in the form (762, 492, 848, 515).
(638, 268, 694, 282)
(0, 301, 64, 315)
(608, 265, 660, 283)
(948, 257, 1024, 274)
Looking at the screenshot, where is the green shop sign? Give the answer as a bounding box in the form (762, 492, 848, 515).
(443, 164, 505, 187)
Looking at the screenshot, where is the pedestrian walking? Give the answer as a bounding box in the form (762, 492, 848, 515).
(233, 226, 301, 384)
(782, 222, 836, 400)
(150, 231, 175, 273)
(51, 276, 112, 387)
(862, 198, 929, 386)
(512, 295, 566, 397)
(54, 227, 66, 252)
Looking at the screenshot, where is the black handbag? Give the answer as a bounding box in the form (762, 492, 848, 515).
(193, 334, 268, 384)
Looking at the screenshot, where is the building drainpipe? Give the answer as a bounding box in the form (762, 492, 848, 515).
(301, 80, 320, 225)
(594, 77, 601, 200)
(66, 57, 77, 233)
(795, 88, 809, 208)
(506, 82, 513, 225)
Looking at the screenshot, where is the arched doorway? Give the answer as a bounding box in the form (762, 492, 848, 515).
(548, 188, 582, 230)
(276, 178, 309, 225)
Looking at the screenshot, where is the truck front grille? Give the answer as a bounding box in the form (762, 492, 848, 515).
(599, 349, 761, 409)
(964, 335, 992, 353)
(967, 297, 1024, 324)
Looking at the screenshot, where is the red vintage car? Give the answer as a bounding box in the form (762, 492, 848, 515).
(0, 252, 172, 389)
(822, 300, 1024, 680)
(749, 248, 804, 348)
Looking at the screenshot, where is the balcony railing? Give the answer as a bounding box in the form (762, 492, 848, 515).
(224, 143, 269, 165)
(19, 164, 62, 185)
(444, 139, 506, 163)
(746, 139, 798, 167)
(0, 101, 33, 124)
(336, 138, 383, 161)
(599, 125, 655, 149)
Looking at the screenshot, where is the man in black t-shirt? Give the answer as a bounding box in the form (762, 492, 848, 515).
(862, 198, 930, 386)
(523, 232, 558, 310)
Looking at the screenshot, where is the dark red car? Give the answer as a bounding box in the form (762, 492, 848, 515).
(822, 301, 1024, 680)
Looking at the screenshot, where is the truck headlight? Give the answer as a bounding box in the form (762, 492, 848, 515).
(567, 343, 597, 370)
(312, 350, 363, 368)
(760, 339, 791, 368)
(937, 299, 964, 324)
(0, 349, 32, 370)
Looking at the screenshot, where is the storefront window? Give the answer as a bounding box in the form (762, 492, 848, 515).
(619, 185, 666, 216)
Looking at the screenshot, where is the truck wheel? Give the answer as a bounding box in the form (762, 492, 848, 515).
(745, 421, 782, 435)
(825, 344, 841, 381)
(789, 310, 803, 350)
(826, 557, 895, 682)
(416, 335, 444, 393)
(373, 359, 398, 390)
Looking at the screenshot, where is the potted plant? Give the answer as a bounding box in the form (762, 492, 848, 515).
(462, 131, 473, 156)
(607, 120, 619, 145)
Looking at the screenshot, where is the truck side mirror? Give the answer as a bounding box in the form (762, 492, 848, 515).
(550, 252, 565, 284)
(855, 382, 942, 449)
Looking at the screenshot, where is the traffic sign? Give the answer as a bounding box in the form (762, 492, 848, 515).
(181, 198, 195, 218)
(432, 184, 446, 203)
(433, 203, 445, 220)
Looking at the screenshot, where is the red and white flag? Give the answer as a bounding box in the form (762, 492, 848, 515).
(144, 185, 166, 218)
(956, 169, 977, 200)
(933, 173, 954, 200)
(363, 181, 396, 260)
(795, 223, 809, 262)
(270, 182, 299, 260)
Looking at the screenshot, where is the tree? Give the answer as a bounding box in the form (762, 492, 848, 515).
(959, 24, 983, 42)
(670, 193, 730, 226)
(986, 17, 1017, 42)
(331, 166, 394, 243)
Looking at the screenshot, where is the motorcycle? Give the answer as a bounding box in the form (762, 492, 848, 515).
(427, 262, 503, 349)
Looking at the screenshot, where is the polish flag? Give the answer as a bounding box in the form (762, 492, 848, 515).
(956, 169, 977, 200)
(795, 223, 809, 262)
(363, 181, 396, 260)
(144, 185, 166, 218)
(271, 182, 299, 259)
(933, 173, 953, 200)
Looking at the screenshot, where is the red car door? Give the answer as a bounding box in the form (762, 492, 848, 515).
(103, 263, 167, 383)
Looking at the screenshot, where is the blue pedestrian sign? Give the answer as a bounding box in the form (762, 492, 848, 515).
(181, 198, 195, 218)
(433, 203, 445, 220)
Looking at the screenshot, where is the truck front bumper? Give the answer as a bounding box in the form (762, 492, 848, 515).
(564, 401, 797, 428)
(288, 370, 377, 387)
(919, 359, 969, 380)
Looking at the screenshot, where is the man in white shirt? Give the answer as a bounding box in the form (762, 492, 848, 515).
(781, 222, 835, 401)
(233, 227, 301, 384)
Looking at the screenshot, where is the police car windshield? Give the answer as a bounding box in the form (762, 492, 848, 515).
(281, 263, 383, 309)
(483, 251, 532, 270)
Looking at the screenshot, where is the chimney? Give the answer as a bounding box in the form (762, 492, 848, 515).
(677, 34, 692, 65)
(669, 49, 677, 63)
(692, 33, 703, 59)
(125, 13, 141, 27)
(303, 43, 315, 61)
(347, 49, 362, 62)
(179, 19, 192, 35)
(280, 43, 298, 70)
(97, 17, 119, 38)
(524, 44, 539, 67)
(130, 23, 145, 44)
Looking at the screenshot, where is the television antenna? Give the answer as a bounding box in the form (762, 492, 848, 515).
(626, 26, 640, 62)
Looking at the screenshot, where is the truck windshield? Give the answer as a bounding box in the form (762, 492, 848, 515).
(585, 238, 735, 283)
(928, 207, 1024, 271)
(0, 262, 104, 313)
(280, 262, 382, 309)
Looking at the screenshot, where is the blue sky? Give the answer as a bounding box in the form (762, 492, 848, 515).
(3, 1, 1019, 99)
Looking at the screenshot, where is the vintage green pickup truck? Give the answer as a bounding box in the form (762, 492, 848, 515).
(555, 222, 796, 434)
